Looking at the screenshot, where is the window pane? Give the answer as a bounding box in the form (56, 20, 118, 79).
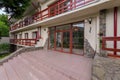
(72, 22, 84, 54)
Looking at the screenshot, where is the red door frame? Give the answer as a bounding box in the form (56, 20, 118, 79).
(55, 29, 71, 53)
(48, 22, 84, 55)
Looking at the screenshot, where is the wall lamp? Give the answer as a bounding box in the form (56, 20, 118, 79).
(88, 17, 92, 24)
(85, 17, 92, 24)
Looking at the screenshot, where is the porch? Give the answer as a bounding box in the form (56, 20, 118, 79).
(0, 50, 92, 80)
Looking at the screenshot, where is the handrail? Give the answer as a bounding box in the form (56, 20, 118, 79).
(10, 0, 98, 31)
(102, 37, 120, 55)
(10, 39, 37, 46)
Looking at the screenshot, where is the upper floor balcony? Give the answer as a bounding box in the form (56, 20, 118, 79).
(10, 0, 115, 32)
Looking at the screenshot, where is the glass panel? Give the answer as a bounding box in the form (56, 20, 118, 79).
(56, 32, 62, 51)
(49, 28, 55, 50)
(63, 31, 70, 52)
(19, 34, 22, 39)
(72, 22, 84, 54)
(25, 33, 28, 39)
(56, 24, 71, 30)
(32, 32, 37, 39)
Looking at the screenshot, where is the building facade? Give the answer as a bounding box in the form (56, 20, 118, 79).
(10, 0, 120, 58)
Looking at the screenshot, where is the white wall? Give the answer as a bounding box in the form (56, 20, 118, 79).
(35, 27, 48, 47)
(85, 16, 98, 51)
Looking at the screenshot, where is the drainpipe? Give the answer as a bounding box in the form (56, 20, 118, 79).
(114, 7, 118, 55)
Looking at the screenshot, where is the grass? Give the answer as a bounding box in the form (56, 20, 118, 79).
(0, 53, 11, 59)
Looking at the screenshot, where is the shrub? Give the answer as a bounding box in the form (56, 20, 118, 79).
(0, 43, 10, 52)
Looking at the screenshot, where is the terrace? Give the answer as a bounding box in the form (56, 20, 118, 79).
(0, 50, 92, 80)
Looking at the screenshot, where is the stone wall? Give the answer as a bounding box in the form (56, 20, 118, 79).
(92, 56, 120, 80)
(84, 39, 95, 58)
(99, 9, 107, 57)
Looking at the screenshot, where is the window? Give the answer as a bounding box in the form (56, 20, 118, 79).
(32, 31, 37, 39)
(19, 34, 22, 39)
(25, 33, 28, 39)
(72, 22, 84, 54)
(15, 35, 17, 39)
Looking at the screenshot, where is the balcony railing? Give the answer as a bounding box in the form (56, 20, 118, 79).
(102, 37, 120, 57)
(10, 0, 99, 31)
(10, 39, 37, 46)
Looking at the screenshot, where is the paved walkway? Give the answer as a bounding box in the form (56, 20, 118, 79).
(0, 50, 92, 80)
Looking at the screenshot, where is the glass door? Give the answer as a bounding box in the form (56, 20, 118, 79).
(63, 31, 70, 52)
(56, 31, 62, 51)
(56, 31, 70, 52)
(72, 22, 84, 55)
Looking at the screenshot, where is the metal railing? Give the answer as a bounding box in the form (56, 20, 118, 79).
(10, 39, 37, 46)
(10, 0, 98, 31)
(102, 37, 120, 57)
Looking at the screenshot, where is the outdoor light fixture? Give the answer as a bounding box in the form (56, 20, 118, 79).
(88, 17, 92, 24)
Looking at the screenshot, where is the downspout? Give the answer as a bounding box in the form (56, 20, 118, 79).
(114, 7, 118, 55)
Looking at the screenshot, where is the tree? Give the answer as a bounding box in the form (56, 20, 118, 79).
(0, 0, 31, 18)
(0, 14, 9, 37)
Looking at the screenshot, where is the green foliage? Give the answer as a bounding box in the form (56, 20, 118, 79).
(0, 53, 10, 59)
(0, 14, 9, 26)
(0, 43, 10, 52)
(0, 0, 31, 18)
(0, 14, 9, 37)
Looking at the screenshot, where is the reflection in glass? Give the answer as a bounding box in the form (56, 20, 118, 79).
(72, 22, 84, 54)
(49, 28, 54, 49)
(56, 32, 62, 51)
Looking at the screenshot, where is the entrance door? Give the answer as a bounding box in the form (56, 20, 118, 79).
(56, 31, 62, 51)
(63, 31, 70, 52)
(56, 30, 70, 52)
(72, 22, 84, 55)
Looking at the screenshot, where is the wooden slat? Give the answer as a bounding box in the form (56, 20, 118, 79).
(3, 63, 20, 80)
(0, 66, 9, 80)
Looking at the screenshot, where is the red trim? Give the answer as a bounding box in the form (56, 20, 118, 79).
(108, 54, 120, 58)
(114, 7, 118, 55)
